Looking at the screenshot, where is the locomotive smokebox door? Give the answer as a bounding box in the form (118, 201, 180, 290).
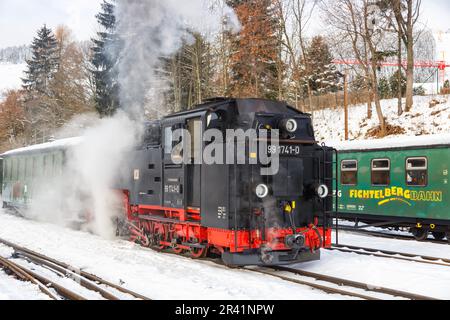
(273, 159, 304, 197)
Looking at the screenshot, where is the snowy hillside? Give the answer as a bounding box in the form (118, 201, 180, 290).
(314, 95, 450, 142)
(0, 62, 25, 99)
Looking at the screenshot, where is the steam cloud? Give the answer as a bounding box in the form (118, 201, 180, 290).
(27, 0, 238, 239)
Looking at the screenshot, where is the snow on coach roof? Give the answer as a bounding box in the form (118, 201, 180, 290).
(327, 133, 450, 152)
(1, 137, 83, 157)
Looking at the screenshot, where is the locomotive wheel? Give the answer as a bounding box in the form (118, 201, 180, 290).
(153, 227, 167, 251)
(432, 232, 446, 241)
(171, 246, 184, 254)
(189, 247, 207, 259)
(446, 232, 450, 244)
(411, 228, 428, 241)
(133, 234, 150, 247)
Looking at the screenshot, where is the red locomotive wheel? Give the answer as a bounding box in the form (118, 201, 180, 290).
(171, 246, 184, 254)
(153, 226, 167, 251)
(189, 247, 207, 259)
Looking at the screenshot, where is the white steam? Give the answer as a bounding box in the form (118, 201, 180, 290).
(26, 0, 238, 239)
(114, 0, 239, 116)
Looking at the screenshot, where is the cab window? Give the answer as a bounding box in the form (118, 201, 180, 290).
(164, 127, 173, 155)
(372, 159, 390, 186)
(341, 160, 358, 185)
(187, 118, 203, 162)
(406, 157, 427, 186)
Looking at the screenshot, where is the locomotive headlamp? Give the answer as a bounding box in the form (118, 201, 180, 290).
(316, 184, 329, 199)
(256, 184, 270, 199)
(280, 118, 298, 133)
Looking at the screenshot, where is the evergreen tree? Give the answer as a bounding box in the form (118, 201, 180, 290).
(165, 33, 214, 112)
(90, 0, 120, 116)
(227, 0, 280, 99)
(22, 25, 59, 95)
(389, 70, 407, 98)
(378, 77, 391, 99)
(304, 36, 341, 95)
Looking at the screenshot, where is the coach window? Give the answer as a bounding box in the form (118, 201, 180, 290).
(341, 160, 358, 185)
(371, 159, 390, 186)
(3, 159, 10, 181)
(406, 157, 428, 187)
(4, 159, 8, 181)
(8, 159, 12, 181)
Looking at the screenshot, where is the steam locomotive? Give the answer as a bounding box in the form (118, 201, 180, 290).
(121, 98, 335, 266)
(1, 98, 335, 266)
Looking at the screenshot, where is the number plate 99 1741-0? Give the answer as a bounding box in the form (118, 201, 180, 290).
(267, 145, 301, 156)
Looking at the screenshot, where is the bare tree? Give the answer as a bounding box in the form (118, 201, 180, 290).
(392, 0, 422, 112)
(322, 0, 393, 135)
(274, 0, 317, 111)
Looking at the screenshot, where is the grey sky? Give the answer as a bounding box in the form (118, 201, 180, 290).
(421, 0, 450, 32)
(0, 0, 103, 47)
(0, 0, 449, 48)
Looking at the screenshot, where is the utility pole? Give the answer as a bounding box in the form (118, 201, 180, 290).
(397, 31, 403, 116)
(344, 70, 349, 141)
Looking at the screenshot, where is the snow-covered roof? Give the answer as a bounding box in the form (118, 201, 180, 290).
(327, 133, 450, 152)
(1, 137, 82, 157)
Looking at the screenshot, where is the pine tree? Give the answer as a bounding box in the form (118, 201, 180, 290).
(378, 77, 391, 99)
(227, 0, 280, 99)
(304, 36, 341, 95)
(90, 0, 120, 116)
(22, 25, 59, 95)
(389, 70, 406, 98)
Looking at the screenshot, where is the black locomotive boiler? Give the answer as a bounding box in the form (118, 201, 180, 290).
(122, 98, 335, 266)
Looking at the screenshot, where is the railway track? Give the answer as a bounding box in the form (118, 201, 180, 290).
(204, 258, 438, 300)
(329, 244, 450, 267)
(0, 235, 442, 301)
(251, 266, 439, 301)
(0, 238, 151, 300)
(336, 226, 448, 245)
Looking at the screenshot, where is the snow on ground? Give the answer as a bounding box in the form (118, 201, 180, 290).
(0, 62, 25, 100)
(0, 212, 344, 301)
(329, 132, 450, 151)
(0, 210, 449, 300)
(290, 230, 450, 300)
(314, 95, 450, 143)
(0, 269, 50, 300)
(334, 230, 450, 260)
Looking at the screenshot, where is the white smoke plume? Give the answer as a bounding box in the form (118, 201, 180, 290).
(114, 0, 239, 117)
(26, 0, 238, 239)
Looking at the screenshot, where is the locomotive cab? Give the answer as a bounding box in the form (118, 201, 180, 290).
(125, 98, 334, 266)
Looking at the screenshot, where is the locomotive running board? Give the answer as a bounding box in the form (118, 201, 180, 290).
(137, 215, 201, 226)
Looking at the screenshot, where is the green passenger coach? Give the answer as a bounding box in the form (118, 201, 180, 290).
(1, 138, 80, 209)
(332, 135, 450, 242)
